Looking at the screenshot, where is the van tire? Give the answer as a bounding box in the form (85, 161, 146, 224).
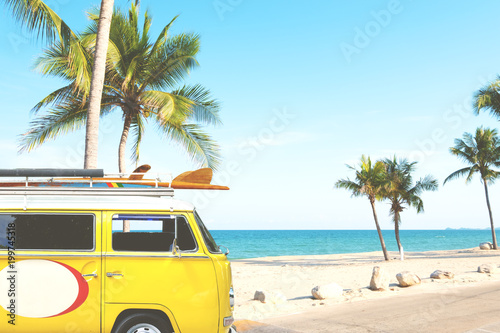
(113, 313, 171, 333)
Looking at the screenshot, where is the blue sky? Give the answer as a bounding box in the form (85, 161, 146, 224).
(1, 0, 500, 230)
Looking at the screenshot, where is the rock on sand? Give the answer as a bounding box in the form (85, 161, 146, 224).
(480, 242, 493, 250)
(396, 271, 421, 287)
(370, 266, 390, 291)
(254, 290, 287, 304)
(311, 283, 343, 300)
(430, 270, 454, 279)
(478, 264, 498, 274)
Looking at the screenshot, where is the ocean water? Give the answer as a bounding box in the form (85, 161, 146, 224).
(210, 229, 496, 259)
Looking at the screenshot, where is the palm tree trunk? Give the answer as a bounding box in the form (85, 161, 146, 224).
(119, 112, 132, 233)
(369, 198, 390, 261)
(394, 213, 404, 258)
(84, 0, 115, 169)
(483, 179, 498, 249)
(118, 114, 133, 174)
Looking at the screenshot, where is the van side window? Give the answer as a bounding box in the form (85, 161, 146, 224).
(0, 214, 94, 250)
(111, 215, 197, 252)
(194, 210, 221, 254)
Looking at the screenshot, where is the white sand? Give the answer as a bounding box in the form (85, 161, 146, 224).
(231, 248, 500, 321)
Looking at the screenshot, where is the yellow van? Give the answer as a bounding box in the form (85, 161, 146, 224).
(0, 168, 235, 333)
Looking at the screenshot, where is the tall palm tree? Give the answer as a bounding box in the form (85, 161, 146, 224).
(2, 0, 114, 169)
(444, 127, 500, 249)
(381, 157, 438, 257)
(19, 4, 221, 173)
(336, 155, 390, 261)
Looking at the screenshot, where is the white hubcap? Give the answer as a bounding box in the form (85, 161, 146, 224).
(127, 323, 162, 333)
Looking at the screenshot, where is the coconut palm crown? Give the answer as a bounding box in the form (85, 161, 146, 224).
(444, 127, 500, 249)
(335, 155, 390, 261)
(381, 157, 438, 257)
(19, 4, 222, 173)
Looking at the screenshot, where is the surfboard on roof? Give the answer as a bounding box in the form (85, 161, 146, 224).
(0, 165, 229, 191)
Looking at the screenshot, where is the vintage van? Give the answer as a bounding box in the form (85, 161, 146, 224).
(0, 169, 235, 333)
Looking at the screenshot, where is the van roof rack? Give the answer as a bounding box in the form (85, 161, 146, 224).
(0, 187, 174, 197)
(0, 166, 229, 196)
(0, 168, 173, 197)
(0, 168, 104, 178)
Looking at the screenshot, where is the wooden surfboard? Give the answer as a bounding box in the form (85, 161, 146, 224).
(128, 164, 151, 180)
(173, 168, 213, 184)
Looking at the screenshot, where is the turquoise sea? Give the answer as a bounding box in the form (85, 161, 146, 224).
(210, 230, 495, 259)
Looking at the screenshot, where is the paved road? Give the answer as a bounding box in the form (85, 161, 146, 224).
(239, 281, 500, 333)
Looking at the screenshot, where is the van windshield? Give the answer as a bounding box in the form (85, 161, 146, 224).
(194, 210, 221, 254)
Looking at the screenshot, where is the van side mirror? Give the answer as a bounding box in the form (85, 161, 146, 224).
(172, 239, 181, 258)
(219, 245, 230, 256)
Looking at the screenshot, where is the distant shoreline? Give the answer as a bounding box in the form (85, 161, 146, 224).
(210, 227, 500, 232)
(231, 247, 489, 262)
(213, 229, 497, 259)
(213, 228, 495, 231)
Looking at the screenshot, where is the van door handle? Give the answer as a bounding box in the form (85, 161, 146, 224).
(82, 273, 98, 277)
(106, 272, 124, 277)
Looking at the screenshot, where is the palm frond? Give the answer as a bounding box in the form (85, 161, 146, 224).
(140, 33, 200, 91)
(130, 114, 145, 164)
(3, 0, 74, 45)
(19, 103, 88, 152)
(409, 195, 424, 213)
(141, 9, 151, 39)
(20, 93, 117, 152)
(33, 35, 92, 95)
(473, 79, 500, 117)
(149, 15, 178, 58)
(30, 84, 76, 114)
(414, 175, 438, 192)
(171, 84, 222, 126)
(334, 179, 362, 197)
(443, 167, 472, 184)
(158, 122, 221, 171)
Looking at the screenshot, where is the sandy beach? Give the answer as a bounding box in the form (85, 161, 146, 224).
(231, 247, 500, 322)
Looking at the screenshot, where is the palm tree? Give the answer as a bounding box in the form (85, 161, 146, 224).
(19, 4, 221, 173)
(2, 0, 114, 169)
(336, 155, 390, 261)
(381, 157, 438, 257)
(473, 78, 500, 118)
(444, 127, 500, 249)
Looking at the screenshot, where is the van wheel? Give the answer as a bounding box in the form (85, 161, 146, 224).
(114, 314, 171, 333)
